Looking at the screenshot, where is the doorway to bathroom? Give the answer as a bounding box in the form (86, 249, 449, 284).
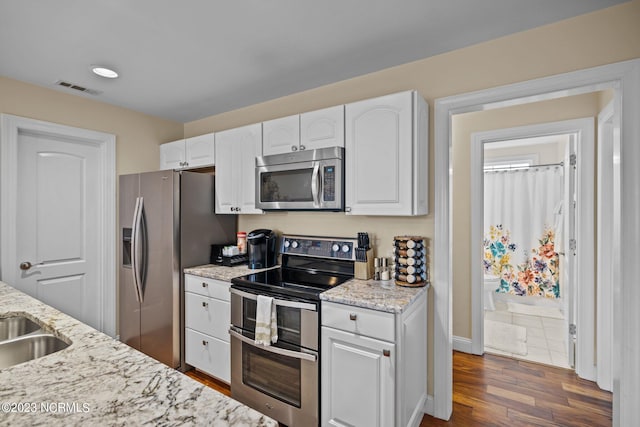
(469, 117, 596, 379)
(481, 132, 574, 369)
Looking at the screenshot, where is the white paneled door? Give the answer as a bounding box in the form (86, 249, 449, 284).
(1, 115, 115, 334)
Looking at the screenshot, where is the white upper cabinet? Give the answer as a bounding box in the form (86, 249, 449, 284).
(214, 123, 263, 214)
(159, 139, 186, 170)
(262, 115, 300, 156)
(159, 133, 215, 170)
(300, 105, 345, 151)
(345, 90, 428, 216)
(262, 106, 345, 156)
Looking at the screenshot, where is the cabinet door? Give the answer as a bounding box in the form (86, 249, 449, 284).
(262, 115, 300, 156)
(345, 91, 413, 215)
(301, 105, 344, 150)
(159, 139, 186, 170)
(185, 133, 215, 168)
(321, 327, 395, 427)
(237, 123, 263, 214)
(214, 130, 237, 213)
(185, 328, 230, 383)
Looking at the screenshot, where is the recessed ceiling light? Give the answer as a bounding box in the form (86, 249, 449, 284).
(91, 66, 119, 79)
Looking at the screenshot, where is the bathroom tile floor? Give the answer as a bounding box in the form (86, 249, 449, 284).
(484, 300, 571, 369)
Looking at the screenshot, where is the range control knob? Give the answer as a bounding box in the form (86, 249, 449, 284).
(284, 240, 291, 248)
(291, 241, 299, 249)
(331, 243, 340, 252)
(341, 244, 350, 253)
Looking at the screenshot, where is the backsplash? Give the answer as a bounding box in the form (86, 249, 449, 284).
(238, 211, 433, 266)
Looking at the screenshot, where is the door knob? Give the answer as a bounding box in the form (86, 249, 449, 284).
(19, 261, 42, 270)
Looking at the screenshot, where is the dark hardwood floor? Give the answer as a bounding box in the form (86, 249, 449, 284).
(421, 351, 612, 426)
(186, 351, 612, 426)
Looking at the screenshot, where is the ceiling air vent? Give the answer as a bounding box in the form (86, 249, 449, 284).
(55, 80, 102, 96)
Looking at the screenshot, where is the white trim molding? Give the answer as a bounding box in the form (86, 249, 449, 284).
(433, 59, 640, 425)
(453, 336, 473, 354)
(0, 114, 117, 337)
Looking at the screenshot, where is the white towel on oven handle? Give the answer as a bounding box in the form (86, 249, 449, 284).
(254, 295, 278, 345)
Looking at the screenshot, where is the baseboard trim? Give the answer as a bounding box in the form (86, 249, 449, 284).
(453, 335, 473, 353)
(423, 394, 434, 416)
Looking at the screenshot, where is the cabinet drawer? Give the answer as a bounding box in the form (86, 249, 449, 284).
(322, 302, 395, 342)
(185, 328, 230, 383)
(185, 292, 230, 341)
(185, 274, 230, 301)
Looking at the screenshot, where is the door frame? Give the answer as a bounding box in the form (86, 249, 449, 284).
(433, 58, 640, 424)
(596, 100, 615, 391)
(469, 118, 595, 381)
(0, 114, 116, 337)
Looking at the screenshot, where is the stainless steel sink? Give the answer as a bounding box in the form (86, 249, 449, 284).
(0, 316, 42, 341)
(0, 333, 70, 369)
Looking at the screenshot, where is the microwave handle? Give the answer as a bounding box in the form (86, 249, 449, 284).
(230, 288, 317, 312)
(311, 162, 321, 207)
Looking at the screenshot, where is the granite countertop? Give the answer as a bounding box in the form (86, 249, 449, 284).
(320, 278, 429, 314)
(0, 281, 276, 427)
(184, 264, 278, 281)
(185, 264, 428, 314)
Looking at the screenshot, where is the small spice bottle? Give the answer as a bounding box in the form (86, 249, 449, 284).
(237, 232, 247, 254)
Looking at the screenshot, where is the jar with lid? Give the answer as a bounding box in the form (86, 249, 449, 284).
(237, 231, 247, 254)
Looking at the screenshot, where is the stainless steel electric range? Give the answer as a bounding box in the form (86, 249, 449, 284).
(229, 234, 357, 427)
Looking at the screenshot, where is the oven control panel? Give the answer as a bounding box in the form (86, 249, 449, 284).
(281, 235, 357, 260)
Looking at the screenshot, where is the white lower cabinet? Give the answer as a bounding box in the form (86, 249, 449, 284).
(321, 296, 427, 427)
(184, 274, 231, 383)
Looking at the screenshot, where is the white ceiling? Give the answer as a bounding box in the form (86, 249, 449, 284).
(0, 0, 626, 123)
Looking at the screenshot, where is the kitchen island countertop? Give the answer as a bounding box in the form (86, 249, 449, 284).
(0, 281, 277, 427)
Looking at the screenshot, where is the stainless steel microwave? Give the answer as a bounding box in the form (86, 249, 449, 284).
(255, 146, 344, 211)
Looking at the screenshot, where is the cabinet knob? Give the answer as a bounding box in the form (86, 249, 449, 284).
(299, 145, 306, 151)
(383, 349, 391, 357)
(349, 313, 357, 321)
(202, 340, 208, 346)
(201, 282, 208, 288)
(291, 146, 298, 151)
(202, 301, 208, 308)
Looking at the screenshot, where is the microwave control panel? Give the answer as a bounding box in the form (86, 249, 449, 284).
(323, 166, 336, 202)
(281, 235, 357, 260)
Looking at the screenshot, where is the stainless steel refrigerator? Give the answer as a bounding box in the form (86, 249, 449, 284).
(118, 170, 236, 370)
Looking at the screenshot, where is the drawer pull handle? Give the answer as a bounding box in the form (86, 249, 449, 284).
(349, 313, 357, 321)
(383, 349, 391, 357)
(202, 282, 208, 288)
(202, 302, 208, 308)
(202, 340, 208, 346)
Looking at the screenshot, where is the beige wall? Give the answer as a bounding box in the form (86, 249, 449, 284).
(185, 0, 639, 394)
(484, 138, 567, 165)
(0, 76, 183, 175)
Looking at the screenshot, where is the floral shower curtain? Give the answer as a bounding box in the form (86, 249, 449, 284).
(483, 166, 564, 298)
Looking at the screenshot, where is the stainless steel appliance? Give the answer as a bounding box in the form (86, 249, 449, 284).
(247, 229, 278, 269)
(119, 170, 236, 370)
(230, 235, 356, 426)
(255, 147, 344, 211)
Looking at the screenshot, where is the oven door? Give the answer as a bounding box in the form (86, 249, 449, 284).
(256, 158, 343, 211)
(229, 327, 318, 426)
(230, 287, 319, 351)
(229, 287, 319, 426)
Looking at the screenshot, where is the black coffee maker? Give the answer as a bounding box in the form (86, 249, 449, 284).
(247, 229, 278, 269)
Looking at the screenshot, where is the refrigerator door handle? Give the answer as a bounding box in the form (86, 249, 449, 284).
(131, 196, 144, 303)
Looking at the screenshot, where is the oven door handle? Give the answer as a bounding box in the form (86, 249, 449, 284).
(230, 288, 317, 312)
(228, 328, 318, 362)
